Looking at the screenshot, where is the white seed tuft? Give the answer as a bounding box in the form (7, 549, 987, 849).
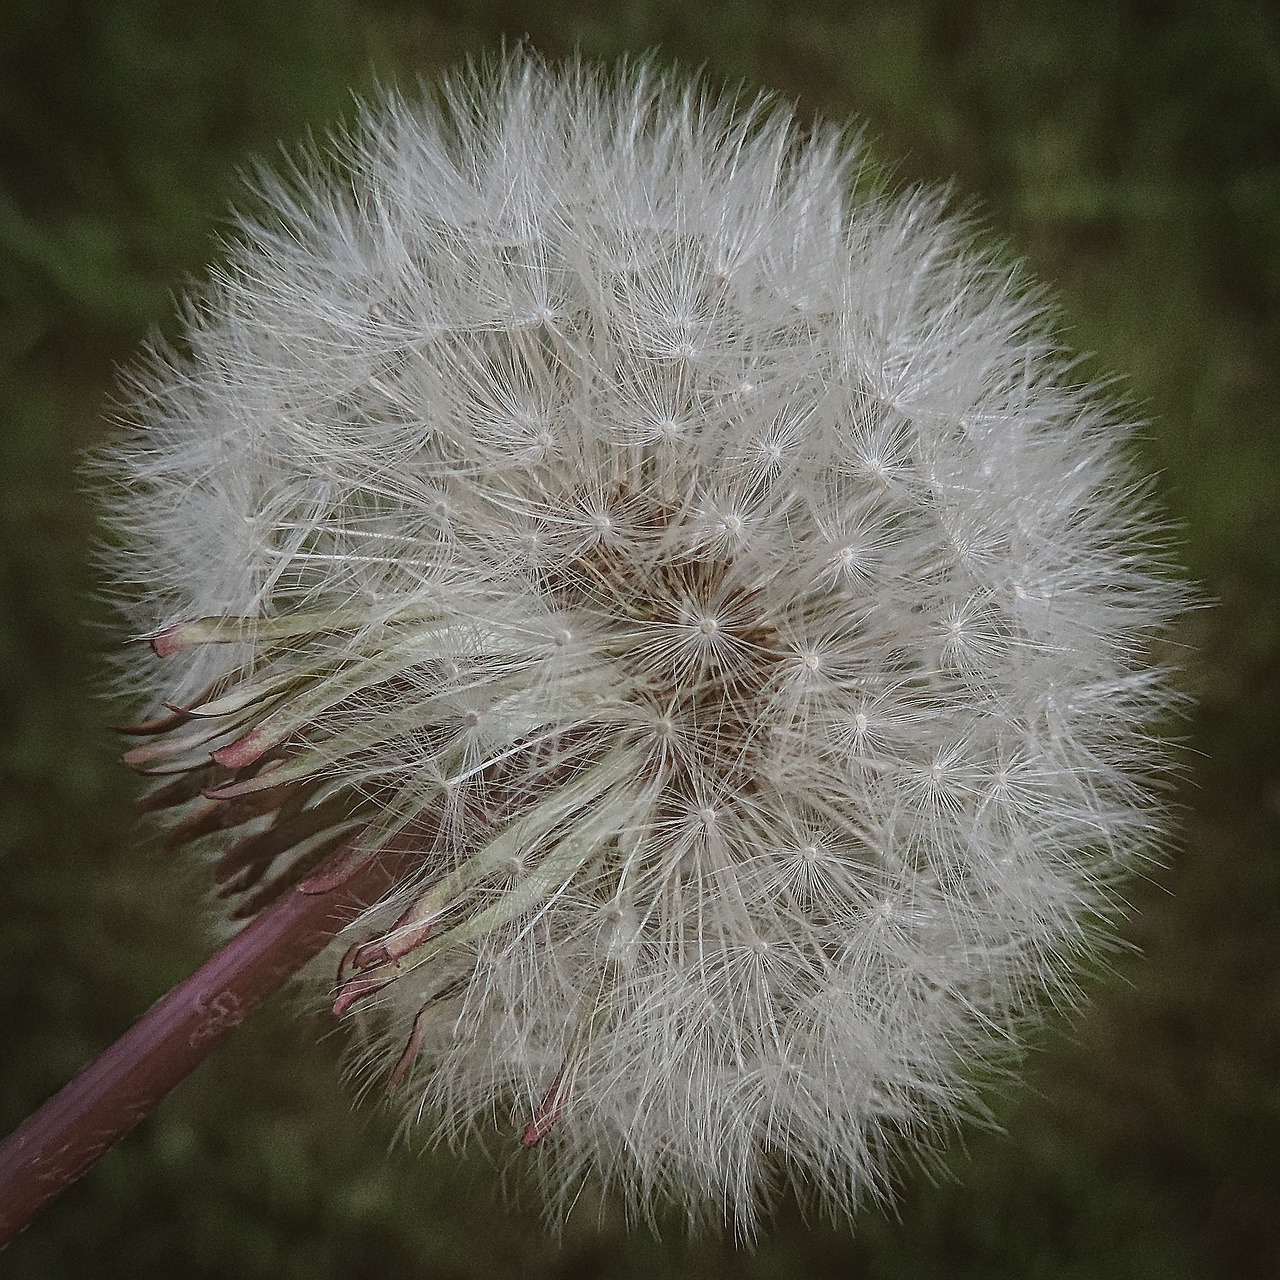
(98, 53, 1189, 1235)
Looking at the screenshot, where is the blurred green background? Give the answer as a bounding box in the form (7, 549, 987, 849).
(2, 1, 1277, 1276)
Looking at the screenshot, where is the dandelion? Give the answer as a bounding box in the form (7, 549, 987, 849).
(86, 54, 1184, 1233)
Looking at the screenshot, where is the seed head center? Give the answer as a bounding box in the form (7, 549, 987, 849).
(541, 485, 787, 792)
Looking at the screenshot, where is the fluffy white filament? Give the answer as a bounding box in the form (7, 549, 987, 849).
(100, 54, 1186, 1234)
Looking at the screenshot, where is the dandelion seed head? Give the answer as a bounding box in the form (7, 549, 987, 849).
(98, 52, 1189, 1235)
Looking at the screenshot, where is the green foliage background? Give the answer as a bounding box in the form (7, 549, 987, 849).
(2, 2, 1277, 1276)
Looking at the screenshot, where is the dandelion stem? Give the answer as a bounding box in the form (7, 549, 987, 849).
(0, 841, 409, 1249)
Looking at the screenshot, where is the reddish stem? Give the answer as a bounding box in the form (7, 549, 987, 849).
(0, 844, 409, 1249)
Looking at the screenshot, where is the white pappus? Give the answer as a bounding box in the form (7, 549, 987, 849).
(97, 53, 1189, 1235)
